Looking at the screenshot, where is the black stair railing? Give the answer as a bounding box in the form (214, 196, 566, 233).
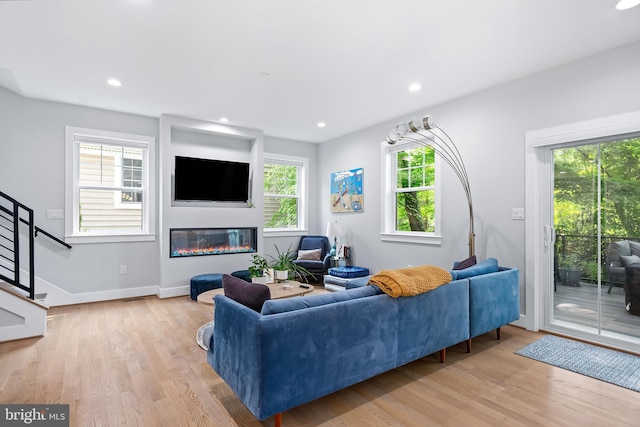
(0, 190, 71, 300)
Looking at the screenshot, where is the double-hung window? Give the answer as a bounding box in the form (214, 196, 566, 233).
(381, 140, 441, 244)
(65, 127, 155, 243)
(263, 153, 308, 235)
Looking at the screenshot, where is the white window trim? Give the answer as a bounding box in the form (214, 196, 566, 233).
(380, 139, 442, 245)
(64, 126, 156, 244)
(263, 153, 309, 236)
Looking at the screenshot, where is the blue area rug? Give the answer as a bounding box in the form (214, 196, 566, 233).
(516, 335, 640, 392)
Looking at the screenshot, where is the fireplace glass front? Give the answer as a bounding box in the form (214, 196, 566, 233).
(170, 227, 257, 258)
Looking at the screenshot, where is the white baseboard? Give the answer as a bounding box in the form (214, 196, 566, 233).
(1, 259, 191, 306)
(157, 285, 190, 299)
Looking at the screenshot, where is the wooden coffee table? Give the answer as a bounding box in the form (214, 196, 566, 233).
(196, 281, 315, 305)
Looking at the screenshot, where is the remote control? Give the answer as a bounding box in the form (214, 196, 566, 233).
(299, 284, 310, 289)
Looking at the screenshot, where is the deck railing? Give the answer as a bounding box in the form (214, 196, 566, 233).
(555, 233, 638, 285)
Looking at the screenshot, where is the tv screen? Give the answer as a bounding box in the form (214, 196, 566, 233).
(174, 156, 250, 203)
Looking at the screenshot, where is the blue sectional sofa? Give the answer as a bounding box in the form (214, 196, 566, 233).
(206, 258, 519, 424)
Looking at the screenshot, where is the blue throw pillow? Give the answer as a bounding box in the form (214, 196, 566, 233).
(222, 274, 271, 312)
(450, 258, 499, 280)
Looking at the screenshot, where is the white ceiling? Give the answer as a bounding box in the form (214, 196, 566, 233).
(1, 0, 640, 143)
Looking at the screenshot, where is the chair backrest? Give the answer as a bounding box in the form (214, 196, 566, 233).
(298, 235, 331, 257)
(606, 240, 631, 269)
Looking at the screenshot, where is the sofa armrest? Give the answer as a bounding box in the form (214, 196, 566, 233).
(322, 254, 332, 270)
(469, 268, 519, 338)
(208, 295, 263, 414)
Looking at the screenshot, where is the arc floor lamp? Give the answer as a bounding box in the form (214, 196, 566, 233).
(386, 116, 475, 258)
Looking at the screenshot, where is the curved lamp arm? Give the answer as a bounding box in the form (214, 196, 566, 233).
(387, 116, 475, 258)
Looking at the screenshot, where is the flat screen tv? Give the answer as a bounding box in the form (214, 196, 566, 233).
(174, 156, 250, 203)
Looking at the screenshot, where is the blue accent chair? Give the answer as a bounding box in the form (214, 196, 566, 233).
(292, 235, 332, 281)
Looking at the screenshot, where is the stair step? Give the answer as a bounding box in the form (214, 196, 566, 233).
(0, 282, 49, 309)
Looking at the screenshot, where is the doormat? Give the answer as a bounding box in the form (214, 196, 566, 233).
(515, 335, 640, 392)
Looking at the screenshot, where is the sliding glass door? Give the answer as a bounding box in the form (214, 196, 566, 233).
(551, 137, 640, 339)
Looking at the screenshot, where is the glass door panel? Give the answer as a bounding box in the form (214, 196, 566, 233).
(552, 137, 640, 339)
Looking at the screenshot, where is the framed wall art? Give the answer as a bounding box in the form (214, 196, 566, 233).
(330, 167, 363, 213)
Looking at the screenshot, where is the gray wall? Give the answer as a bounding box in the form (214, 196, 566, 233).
(0, 88, 161, 295)
(318, 41, 640, 281)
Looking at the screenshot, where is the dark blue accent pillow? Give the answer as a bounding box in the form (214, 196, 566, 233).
(453, 255, 477, 270)
(222, 274, 271, 312)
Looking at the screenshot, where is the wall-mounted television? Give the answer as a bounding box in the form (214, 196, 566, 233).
(173, 156, 250, 203)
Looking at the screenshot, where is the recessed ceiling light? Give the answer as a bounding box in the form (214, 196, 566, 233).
(259, 72, 271, 78)
(408, 83, 421, 92)
(317, 122, 326, 128)
(107, 78, 122, 87)
(616, 0, 640, 9)
(219, 117, 229, 123)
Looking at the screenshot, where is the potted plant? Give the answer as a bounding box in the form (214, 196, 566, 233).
(248, 254, 270, 284)
(269, 244, 314, 282)
(557, 254, 584, 286)
(269, 245, 293, 281)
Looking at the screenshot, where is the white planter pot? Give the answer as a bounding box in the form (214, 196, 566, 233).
(275, 270, 289, 281)
(251, 276, 268, 284)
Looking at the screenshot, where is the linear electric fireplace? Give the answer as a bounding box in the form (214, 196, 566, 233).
(170, 227, 257, 258)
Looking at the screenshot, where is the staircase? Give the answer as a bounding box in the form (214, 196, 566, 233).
(0, 190, 70, 342)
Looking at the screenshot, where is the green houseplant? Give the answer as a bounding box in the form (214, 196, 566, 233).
(269, 244, 313, 282)
(248, 254, 270, 284)
(557, 254, 584, 286)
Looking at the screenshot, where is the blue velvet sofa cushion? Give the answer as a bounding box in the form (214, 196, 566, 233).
(395, 279, 469, 367)
(450, 257, 499, 280)
(222, 274, 271, 312)
(261, 284, 381, 315)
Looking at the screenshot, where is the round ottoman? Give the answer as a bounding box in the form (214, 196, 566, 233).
(231, 269, 252, 283)
(190, 273, 223, 301)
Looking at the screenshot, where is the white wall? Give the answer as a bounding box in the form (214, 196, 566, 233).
(318, 41, 640, 282)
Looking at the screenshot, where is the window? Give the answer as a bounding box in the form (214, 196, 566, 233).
(121, 158, 143, 203)
(65, 127, 156, 243)
(263, 153, 308, 235)
(381, 140, 441, 244)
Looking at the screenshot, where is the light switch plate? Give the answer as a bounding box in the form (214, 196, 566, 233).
(47, 209, 64, 219)
(512, 208, 524, 220)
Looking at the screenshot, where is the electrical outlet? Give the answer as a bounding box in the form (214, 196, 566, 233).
(120, 265, 127, 274)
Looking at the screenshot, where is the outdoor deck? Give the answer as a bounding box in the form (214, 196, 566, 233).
(553, 280, 640, 338)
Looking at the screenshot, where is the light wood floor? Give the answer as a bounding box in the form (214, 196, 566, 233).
(1, 289, 639, 426)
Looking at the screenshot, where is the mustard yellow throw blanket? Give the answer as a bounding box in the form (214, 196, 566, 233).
(369, 265, 452, 298)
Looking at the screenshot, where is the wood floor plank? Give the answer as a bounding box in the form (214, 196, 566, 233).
(1, 290, 639, 426)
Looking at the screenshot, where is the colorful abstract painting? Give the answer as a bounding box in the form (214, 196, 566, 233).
(330, 168, 364, 213)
